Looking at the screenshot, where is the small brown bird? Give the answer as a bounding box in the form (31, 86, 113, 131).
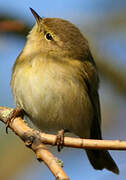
(11, 8, 119, 174)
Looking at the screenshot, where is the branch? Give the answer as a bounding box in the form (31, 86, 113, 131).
(96, 58, 126, 95)
(0, 106, 126, 179)
(0, 15, 30, 36)
(0, 106, 69, 180)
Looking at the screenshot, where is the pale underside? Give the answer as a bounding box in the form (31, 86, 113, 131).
(12, 55, 93, 138)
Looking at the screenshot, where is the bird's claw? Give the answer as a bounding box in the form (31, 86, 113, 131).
(55, 129, 65, 152)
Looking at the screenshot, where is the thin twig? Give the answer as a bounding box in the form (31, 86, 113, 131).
(0, 20, 26, 32)
(1, 106, 126, 151)
(0, 106, 69, 180)
(0, 106, 126, 179)
(39, 133, 126, 150)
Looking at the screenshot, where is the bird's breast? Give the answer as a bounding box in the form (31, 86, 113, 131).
(12, 57, 93, 137)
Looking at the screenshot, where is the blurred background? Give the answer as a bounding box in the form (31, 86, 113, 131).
(0, 0, 126, 179)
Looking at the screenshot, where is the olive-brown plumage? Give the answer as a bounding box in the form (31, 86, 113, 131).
(11, 8, 119, 174)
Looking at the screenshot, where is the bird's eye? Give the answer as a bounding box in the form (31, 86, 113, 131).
(45, 33, 53, 41)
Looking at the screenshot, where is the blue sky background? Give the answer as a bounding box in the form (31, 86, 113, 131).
(0, 1, 126, 180)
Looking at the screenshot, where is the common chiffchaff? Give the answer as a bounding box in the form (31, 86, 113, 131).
(11, 8, 119, 174)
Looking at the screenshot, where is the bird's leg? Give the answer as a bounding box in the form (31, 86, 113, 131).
(55, 129, 69, 152)
(55, 129, 65, 152)
(6, 107, 24, 133)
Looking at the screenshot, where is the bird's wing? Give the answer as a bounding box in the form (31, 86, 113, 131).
(83, 52, 119, 174)
(82, 51, 102, 139)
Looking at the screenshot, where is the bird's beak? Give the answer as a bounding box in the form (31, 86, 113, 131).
(30, 8, 42, 24)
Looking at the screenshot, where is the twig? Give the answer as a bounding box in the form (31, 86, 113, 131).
(39, 133, 126, 150)
(0, 106, 69, 180)
(0, 106, 126, 179)
(96, 58, 126, 95)
(0, 20, 26, 32)
(0, 16, 30, 36)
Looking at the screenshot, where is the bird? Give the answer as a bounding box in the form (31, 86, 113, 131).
(11, 8, 119, 174)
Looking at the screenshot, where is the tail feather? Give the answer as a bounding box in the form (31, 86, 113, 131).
(86, 149, 119, 174)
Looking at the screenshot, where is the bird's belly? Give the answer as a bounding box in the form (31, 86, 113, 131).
(13, 63, 93, 138)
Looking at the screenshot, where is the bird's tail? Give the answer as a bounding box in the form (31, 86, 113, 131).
(86, 149, 119, 174)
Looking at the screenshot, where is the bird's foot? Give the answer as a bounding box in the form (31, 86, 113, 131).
(6, 107, 24, 133)
(55, 129, 65, 152)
